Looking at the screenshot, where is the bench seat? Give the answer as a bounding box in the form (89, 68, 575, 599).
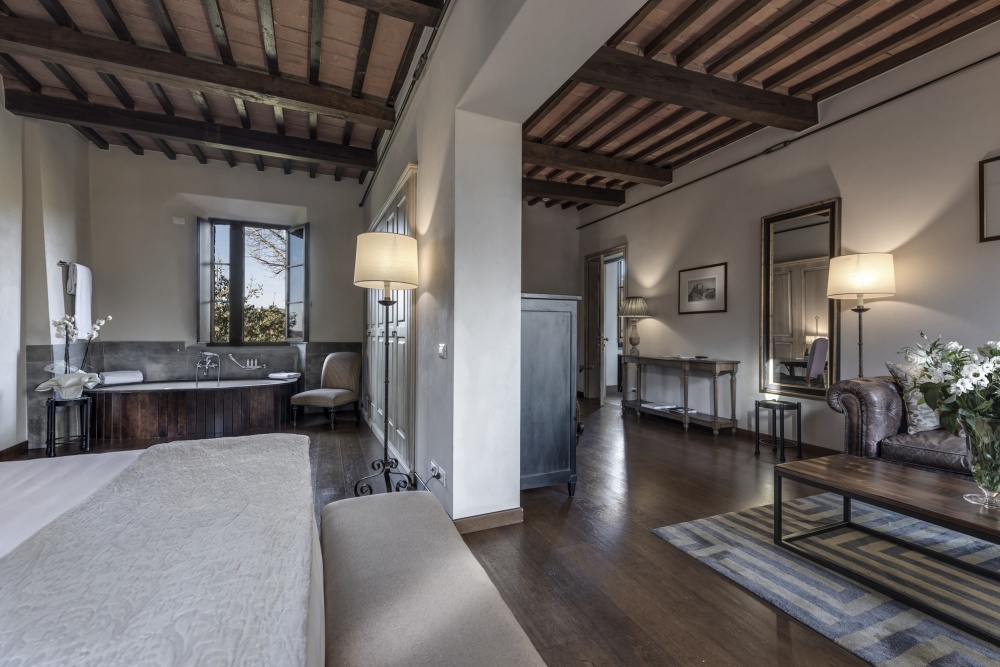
(321, 491, 545, 667)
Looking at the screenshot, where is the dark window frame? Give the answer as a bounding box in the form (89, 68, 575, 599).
(197, 217, 309, 346)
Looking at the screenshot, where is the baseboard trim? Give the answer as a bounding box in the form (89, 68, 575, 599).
(0, 441, 29, 461)
(454, 507, 524, 534)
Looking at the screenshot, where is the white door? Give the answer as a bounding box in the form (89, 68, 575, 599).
(365, 170, 415, 474)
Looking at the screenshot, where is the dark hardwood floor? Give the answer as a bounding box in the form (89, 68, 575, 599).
(17, 401, 862, 665)
(464, 400, 865, 667)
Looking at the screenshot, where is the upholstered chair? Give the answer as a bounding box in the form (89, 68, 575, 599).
(804, 337, 829, 387)
(291, 352, 362, 429)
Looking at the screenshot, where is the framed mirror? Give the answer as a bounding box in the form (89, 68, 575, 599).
(981, 155, 1000, 242)
(760, 198, 841, 399)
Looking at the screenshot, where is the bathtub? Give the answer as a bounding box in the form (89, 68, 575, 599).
(90, 378, 296, 392)
(87, 378, 299, 440)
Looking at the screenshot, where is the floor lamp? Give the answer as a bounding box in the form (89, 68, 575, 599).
(353, 232, 418, 496)
(827, 253, 895, 378)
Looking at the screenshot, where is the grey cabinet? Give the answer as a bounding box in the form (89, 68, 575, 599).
(520, 294, 580, 496)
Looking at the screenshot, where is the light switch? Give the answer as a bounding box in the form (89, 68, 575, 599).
(438, 343, 448, 359)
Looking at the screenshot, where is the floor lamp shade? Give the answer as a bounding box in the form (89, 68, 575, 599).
(827, 253, 895, 301)
(354, 232, 418, 290)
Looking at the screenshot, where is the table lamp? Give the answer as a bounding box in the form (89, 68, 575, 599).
(619, 296, 651, 355)
(827, 253, 895, 378)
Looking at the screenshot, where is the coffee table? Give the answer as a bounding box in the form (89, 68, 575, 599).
(774, 454, 1000, 647)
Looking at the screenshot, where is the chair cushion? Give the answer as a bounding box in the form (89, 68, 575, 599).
(885, 362, 941, 434)
(290, 388, 358, 408)
(880, 429, 970, 475)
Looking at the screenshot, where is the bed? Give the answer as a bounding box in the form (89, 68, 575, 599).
(0, 434, 323, 667)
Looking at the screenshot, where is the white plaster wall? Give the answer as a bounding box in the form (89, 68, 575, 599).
(22, 119, 91, 346)
(521, 202, 580, 296)
(368, 0, 642, 518)
(578, 21, 1000, 450)
(88, 147, 366, 343)
(0, 95, 24, 450)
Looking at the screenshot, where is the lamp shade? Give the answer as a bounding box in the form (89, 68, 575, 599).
(827, 253, 895, 299)
(354, 232, 418, 290)
(619, 296, 651, 319)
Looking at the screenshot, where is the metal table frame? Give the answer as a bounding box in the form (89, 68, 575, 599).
(774, 465, 1000, 648)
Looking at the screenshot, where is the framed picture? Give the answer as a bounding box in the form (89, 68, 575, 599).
(981, 155, 1000, 242)
(678, 262, 727, 314)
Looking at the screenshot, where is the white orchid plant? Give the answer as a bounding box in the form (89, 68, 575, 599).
(51, 314, 113, 374)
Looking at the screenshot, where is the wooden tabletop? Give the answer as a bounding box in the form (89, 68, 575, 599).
(776, 454, 1000, 539)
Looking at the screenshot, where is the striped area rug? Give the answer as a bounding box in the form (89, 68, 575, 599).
(654, 494, 1000, 666)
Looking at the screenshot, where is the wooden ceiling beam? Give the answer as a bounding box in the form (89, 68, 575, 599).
(75, 126, 109, 149)
(607, 0, 660, 48)
(675, 0, 771, 68)
(788, 1, 991, 97)
(0, 53, 40, 91)
(673, 123, 761, 167)
(253, 154, 265, 171)
(256, 0, 280, 76)
(643, 0, 713, 58)
(148, 0, 185, 54)
(706, 0, 825, 76)
(152, 138, 176, 159)
(522, 178, 625, 207)
(387, 23, 422, 108)
(352, 10, 379, 97)
(564, 94, 634, 149)
(633, 113, 715, 163)
(307, 0, 324, 84)
(574, 47, 817, 131)
(735, 0, 882, 83)
(816, 6, 1000, 100)
(762, 0, 937, 91)
(93, 0, 133, 43)
(540, 88, 607, 144)
(0, 15, 396, 129)
(523, 141, 672, 187)
(223, 149, 237, 167)
(585, 100, 666, 154)
(202, 0, 235, 66)
(523, 81, 576, 136)
(5, 91, 378, 169)
(608, 107, 695, 158)
(338, 0, 441, 28)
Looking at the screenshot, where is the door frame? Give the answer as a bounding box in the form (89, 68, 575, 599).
(365, 163, 418, 476)
(582, 244, 628, 401)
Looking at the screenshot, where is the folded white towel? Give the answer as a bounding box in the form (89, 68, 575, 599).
(99, 371, 144, 386)
(268, 372, 301, 380)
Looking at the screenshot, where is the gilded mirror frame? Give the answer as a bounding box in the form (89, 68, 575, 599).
(760, 198, 841, 400)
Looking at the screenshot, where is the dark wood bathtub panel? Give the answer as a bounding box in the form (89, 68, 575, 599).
(88, 383, 294, 441)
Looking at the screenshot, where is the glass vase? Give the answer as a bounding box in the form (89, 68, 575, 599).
(963, 416, 1000, 508)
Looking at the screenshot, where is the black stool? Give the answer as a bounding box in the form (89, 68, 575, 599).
(754, 399, 802, 462)
(45, 396, 92, 457)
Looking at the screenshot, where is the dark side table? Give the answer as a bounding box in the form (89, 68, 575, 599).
(45, 396, 92, 457)
(754, 399, 802, 462)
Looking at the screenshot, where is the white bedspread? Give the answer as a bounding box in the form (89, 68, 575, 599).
(0, 450, 142, 558)
(0, 434, 316, 667)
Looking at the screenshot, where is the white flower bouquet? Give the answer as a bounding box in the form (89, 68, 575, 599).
(903, 333, 1000, 506)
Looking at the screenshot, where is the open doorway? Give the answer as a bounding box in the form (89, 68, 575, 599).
(583, 245, 627, 406)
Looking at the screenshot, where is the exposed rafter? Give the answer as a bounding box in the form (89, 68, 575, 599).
(0, 15, 395, 129)
(6, 92, 378, 170)
(523, 141, 672, 187)
(573, 46, 817, 132)
(522, 178, 625, 207)
(338, 0, 441, 28)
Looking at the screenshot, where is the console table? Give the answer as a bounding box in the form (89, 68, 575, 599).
(621, 355, 739, 435)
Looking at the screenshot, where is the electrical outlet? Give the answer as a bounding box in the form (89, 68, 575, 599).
(429, 461, 446, 487)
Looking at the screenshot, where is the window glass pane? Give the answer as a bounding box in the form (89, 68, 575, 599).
(288, 265, 304, 303)
(289, 227, 304, 266)
(243, 226, 287, 343)
(212, 264, 230, 342)
(287, 302, 304, 340)
(214, 223, 230, 264)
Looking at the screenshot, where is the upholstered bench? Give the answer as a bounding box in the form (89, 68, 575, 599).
(320, 491, 545, 667)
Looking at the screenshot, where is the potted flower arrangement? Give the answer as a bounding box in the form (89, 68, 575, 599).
(903, 333, 1000, 507)
(37, 315, 113, 399)
(52, 314, 112, 373)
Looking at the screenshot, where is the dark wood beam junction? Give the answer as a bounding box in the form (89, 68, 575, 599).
(339, 0, 441, 28)
(5, 91, 378, 170)
(0, 15, 395, 129)
(523, 141, 672, 187)
(522, 178, 626, 207)
(573, 46, 817, 132)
